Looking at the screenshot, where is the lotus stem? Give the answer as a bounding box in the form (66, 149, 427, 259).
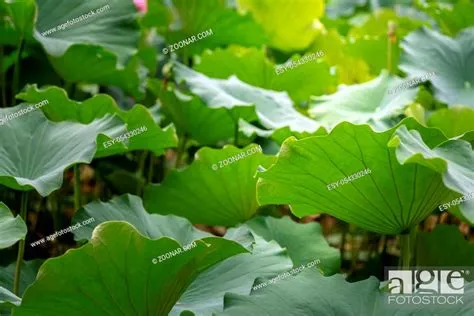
(11, 36, 24, 106)
(0, 45, 6, 107)
(175, 134, 188, 168)
(74, 164, 81, 210)
(136, 151, 148, 195)
(387, 21, 396, 74)
(234, 119, 239, 147)
(399, 225, 418, 269)
(13, 191, 29, 295)
(349, 224, 359, 272)
(147, 154, 155, 183)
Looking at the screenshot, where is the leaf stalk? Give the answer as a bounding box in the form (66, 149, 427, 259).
(13, 191, 29, 295)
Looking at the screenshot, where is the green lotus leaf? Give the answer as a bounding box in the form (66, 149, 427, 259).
(148, 80, 246, 146)
(400, 27, 474, 107)
(220, 268, 474, 315)
(238, 119, 327, 145)
(194, 47, 336, 103)
(236, 0, 324, 52)
(257, 118, 468, 234)
(34, 0, 146, 98)
(0, 202, 26, 249)
(416, 224, 474, 269)
(13, 221, 248, 316)
(71, 194, 292, 315)
(173, 62, 320, 134)
(171, 233, 291, 316)
(72, 194, 210, 242)
(247, 216, 340, 274)
(17, 85, 178, 157)
(389, 124, 474, 222)
(222, 269, 381, 315)
(310, 29, 372, 85)
(427, 106, 474, 139)
(164, 0, 266, 56)
(0, 105, 120, 196)
(17, 84, 125, 123)
(144, 144, 274, 226)
(309, 71, 417, 131)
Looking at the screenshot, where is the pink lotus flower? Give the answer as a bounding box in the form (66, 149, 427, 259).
(133, 0, 147, 13)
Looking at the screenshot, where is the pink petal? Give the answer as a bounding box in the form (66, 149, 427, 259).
(133, 0, 147, 13)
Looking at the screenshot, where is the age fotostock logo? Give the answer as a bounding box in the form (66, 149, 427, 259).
(386, 268, 469, 305)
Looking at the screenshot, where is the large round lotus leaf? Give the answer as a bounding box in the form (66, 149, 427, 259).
(164, 0, 266, 56)
(34, 0, 145, 98)
(0, 202, 26, 249)
(247, 216, 340, 274)
(144, 144, 275, 226)
(72, 194, 211, 242)
(220, 268, 474, 315)
(309, 71, 417, 131)
(257, 118, 470, 234)
(236, 0, 324, 52)
(71, 194, 292, 315)
(13, 222, 248, 316)
(17, 85, 178, 157)
(400, 27, 474, 107)
(0, 106, 120, 196)
(416, 224, 474, 269)
(173, 62, 320, 134)
(194, 47, 335, 103)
